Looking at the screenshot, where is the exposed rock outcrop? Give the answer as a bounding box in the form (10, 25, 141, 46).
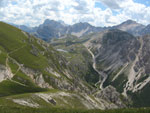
(0, 65, 13, 82)
(95, 86, 126, 108)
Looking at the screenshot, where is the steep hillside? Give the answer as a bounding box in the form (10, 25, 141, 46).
(83, 30, 150, 107)
(50, 29, 150, 107)
(0, 22, 94, 95)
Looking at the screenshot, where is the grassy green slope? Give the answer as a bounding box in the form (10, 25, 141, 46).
(0, 106, 149, 113)
(0, 80, 46, 97)
(0, 22, 27, 52)
(0, 22, 67, 72)
(0, 22, 70, 97)
(0, 89, 149, 113)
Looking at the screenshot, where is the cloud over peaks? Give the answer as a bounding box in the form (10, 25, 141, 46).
(0, 0, 150, 27)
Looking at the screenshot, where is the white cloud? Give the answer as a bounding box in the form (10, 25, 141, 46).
(96, 0, 150, 25)
(96, 0, 121, 9)
(0, 0, 150, 27)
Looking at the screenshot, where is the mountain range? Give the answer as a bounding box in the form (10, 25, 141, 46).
(1, 19, 150, 112)
(13, 19, 150, 41)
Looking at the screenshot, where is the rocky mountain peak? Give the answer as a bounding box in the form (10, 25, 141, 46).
(121, 19, 137, 25)
(42, 19, 65, 28)
(72, 22, 92, 27)
(112, 19, 145, 36)
(12, 19, 148, 40)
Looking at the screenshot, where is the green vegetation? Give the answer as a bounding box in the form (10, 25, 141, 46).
(0, 22, 27, 52)
(51, 34, 90, 46)
(107, 73, 127, 93)
(0, 22, 66, 74)
(12, 70, 36, 87)
(0, 22, 70, 96)
(0, 106, 150, 113)
(8, 59, 19, 73)
(103, 65, 129, 93)
(136, 74, 149, 84)
(128, 83, 150, 107)
(0, 52, 7, 65)
(0, 80, 47, 97)
(10, 45, 48, 70)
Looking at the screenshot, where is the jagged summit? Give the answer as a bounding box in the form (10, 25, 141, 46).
(12, 19, 149, 40)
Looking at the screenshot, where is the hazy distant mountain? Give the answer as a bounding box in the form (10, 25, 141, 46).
(35, 19, 103, 40)
(111, 20, 145, 36)
(11, 19, 103, 40)
(67, 22, 103, 37)
(10, 23, 37, 33)
(12, 19, 150, 41)
(35, 19, 67, 40)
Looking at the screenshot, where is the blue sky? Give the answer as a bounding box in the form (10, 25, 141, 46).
(95, 2, 107, 10)
(134, 0, 150, 6)
(0, 0, 150, 27)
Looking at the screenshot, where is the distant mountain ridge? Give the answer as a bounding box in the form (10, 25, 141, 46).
(12, 19, 149, 41)
(112, 20, 145, 36)
(35, 20, 103, 41)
